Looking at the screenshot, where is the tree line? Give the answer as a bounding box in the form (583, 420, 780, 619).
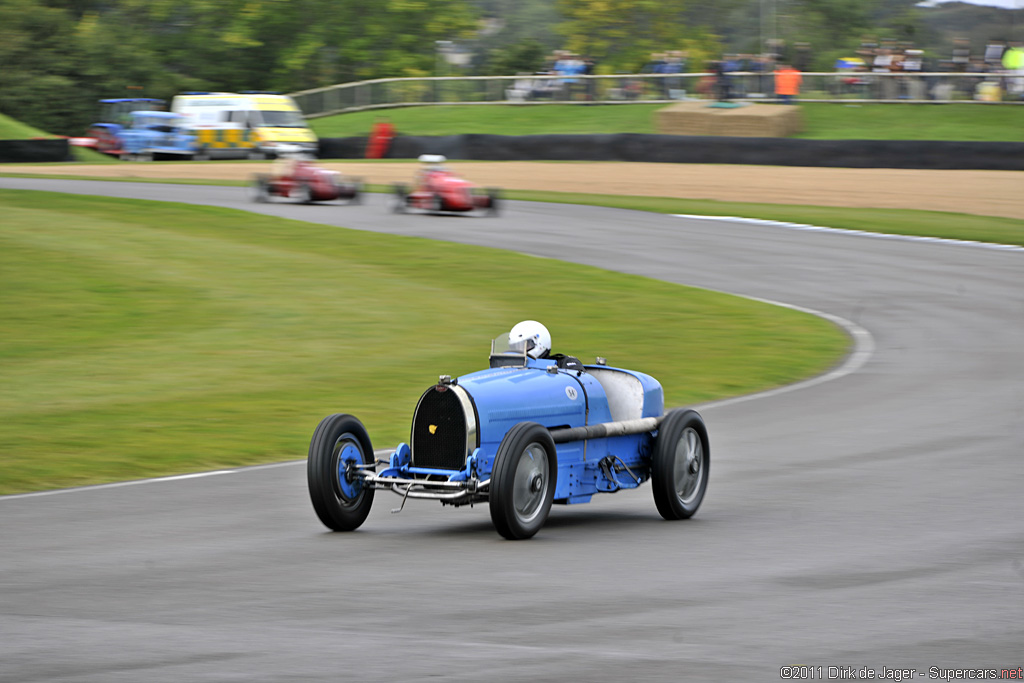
(0, 0, 961, 135)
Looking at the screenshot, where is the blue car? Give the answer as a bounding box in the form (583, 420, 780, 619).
(119, 111, 197, 161)
(307, 323, 709, 539)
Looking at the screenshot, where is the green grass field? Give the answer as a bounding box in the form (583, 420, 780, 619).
(0, 112, 53, 139)
(0, 112, 115, 163)
(0, 189, 847, 494)
(308, 102, 1024, 141)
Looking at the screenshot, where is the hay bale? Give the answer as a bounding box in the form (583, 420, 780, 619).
(656, 102, 802, 138)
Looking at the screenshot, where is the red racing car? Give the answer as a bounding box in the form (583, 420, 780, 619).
(392, 155, 500, 216)
(252, 157, 362, 204)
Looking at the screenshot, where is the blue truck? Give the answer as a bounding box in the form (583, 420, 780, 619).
(118, 111, 197, 161)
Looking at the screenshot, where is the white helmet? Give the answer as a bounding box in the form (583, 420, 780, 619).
(509, 320, 551, 359)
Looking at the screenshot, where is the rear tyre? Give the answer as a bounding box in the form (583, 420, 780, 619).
(486, 188, 501, 216)
(392, 183, 408, 213)
(651, 409, 709, 520)
(489, 422, 557, 540)
(348, 179, 364, 205)
(430, 193, 444, 213)
(307, 413, 376, 531)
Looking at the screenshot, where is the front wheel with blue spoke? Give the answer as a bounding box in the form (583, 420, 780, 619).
(308, 414, 375, 531)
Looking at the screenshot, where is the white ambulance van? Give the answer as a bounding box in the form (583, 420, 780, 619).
(170, 92, 319, 159)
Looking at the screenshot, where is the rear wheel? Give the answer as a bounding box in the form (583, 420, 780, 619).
(307, 413, 375, 531)
(430, 193, 444, 213)
(489, 422, 557, 540)
(348, 179, 364, 204)
(486, 188, 501, 216)
(651, 409, 709, 520)
(392, 183, 408, 213)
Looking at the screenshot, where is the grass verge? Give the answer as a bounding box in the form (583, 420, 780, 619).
(309, 103, 1024, 141)
(500, 190, 1024, 248)
(0, 189, 847, 494)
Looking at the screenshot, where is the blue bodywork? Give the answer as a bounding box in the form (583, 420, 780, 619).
(374, 352, 664, 505)
(119, 111, 196, 159)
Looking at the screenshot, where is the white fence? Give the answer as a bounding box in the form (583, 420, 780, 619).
(290, 72, 1024, 118)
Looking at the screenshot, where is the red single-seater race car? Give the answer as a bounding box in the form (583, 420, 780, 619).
(251, 157, 362, 204)
(392, 155, 500, 216)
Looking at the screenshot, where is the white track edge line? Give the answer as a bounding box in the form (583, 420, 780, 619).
(693, 296, 875, 412)
(672, 214, 1024, 253)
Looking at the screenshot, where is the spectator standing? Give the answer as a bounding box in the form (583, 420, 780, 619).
(556, 53, 585, 100)
(664, 51, 686, 99)
(793, 42, 812, 72)
(889, 46, 906, 98)
(750, 53, 774, 97)
(951, 37, 972, 96)
(643, 52, 667, 99)
(711, 60, 732, 101)
(902, 48, 924, 100)
(872, 47, 896, 100)
(774, 63, 802, 104)
(1004, 43, 1024, 100)
(952, 38, 971, 72)
(552, 51, 570, 99)
(582, 56, 597, 101)
(722, 54, 743, 98)
(857, 37, 878, 66)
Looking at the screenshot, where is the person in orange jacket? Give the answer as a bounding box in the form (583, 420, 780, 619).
(774, 63, 803, 104)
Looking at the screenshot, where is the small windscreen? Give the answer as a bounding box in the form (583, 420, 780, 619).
(489, 333, 527, 367)
(258, 110, 306, 128)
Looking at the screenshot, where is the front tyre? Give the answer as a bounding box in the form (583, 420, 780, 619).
(250, 175, 270, 203)
(430, 193, 444, 213)
(292, 182, 313, 204)
(651, 409, 709, 520)
(307, 413, 375, 531)
(489, 422, 557, 540)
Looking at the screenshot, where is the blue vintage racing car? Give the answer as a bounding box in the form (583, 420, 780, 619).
(307, 322, 709, 539)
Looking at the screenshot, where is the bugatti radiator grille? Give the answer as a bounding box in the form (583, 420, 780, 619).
(411, 385, 476, 470)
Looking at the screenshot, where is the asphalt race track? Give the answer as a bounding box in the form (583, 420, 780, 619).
(2, 178, 1023, 682)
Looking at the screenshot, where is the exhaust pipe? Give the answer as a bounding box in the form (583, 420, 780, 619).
(549, 416, 663, 444)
